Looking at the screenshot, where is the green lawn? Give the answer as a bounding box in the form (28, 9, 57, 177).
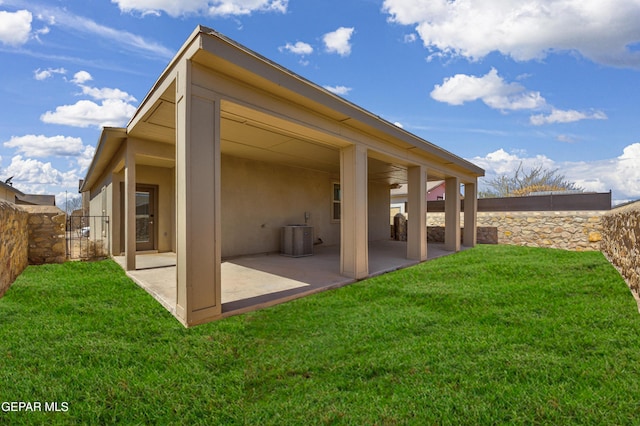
(1, 245, 639, 425)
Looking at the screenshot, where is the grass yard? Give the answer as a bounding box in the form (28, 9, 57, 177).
(1, 245, 640, 425)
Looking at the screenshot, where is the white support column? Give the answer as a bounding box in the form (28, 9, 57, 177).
(407, 165, 427, 261)
(124, 143, 136, 271)
(463, 181, 478, 247)
(444, 176, 461, 252)
(340, 145, 368, 279)
(175, 60, 222, 326)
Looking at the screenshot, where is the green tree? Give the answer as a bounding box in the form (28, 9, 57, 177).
(480, 163, 582, 198)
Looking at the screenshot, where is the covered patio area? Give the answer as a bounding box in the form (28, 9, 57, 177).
(114, 241, 463, 319)
(82, 27, 483, 326)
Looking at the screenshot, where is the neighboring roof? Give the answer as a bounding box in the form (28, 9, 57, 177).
(0, 180, 24, 197)
(15, 194, 56, 206)
(390, 181, 445, 197)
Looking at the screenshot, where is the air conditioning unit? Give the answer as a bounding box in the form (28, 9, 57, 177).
(281, 225, 313, 257)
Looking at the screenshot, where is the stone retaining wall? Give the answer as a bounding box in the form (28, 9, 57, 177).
(426, 226, 498, 244)
(0, 202, 66, 297)
(427, 211, 606, 251)
(601, 201, 640, 302)
(0, 201, 29, 297)
(21, 205, 66, 265)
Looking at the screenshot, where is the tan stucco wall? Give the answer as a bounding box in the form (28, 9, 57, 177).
(368, 181, 391, 241)
(220, 155, 391, 258)
(221, 155, 339, 257)
(88, 165, 175, 255)
(88, 175, 112, 249)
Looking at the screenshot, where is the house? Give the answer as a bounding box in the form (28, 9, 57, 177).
(0, 179, 56, 206)
(80, 26, 484, 326)
(0, 180, 22, 203)
(390, 180, 447, 218)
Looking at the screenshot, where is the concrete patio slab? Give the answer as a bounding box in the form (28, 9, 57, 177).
(114, 240, 465, 322)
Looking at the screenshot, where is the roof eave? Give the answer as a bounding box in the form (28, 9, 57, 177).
(80, 127, 127, 193)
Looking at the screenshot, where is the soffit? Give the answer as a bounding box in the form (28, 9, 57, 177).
(126, 27, 482, 182)
(128, 82, 176, 145)
(220, 102, 411, 185)
(191, 34, 483, 178)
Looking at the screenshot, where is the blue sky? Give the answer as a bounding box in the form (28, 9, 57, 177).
(0, 0, 639, 206)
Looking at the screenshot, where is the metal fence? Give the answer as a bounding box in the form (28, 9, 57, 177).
(66, 215, 109, 260)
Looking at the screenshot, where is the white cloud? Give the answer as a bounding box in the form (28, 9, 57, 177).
(432, 68, 607, 124)
(27, 4, 174, 60)
(3, 135, 85, 157)
(77, 145, 96, 172)
(280, 41, 313, 56)
(323, 85, 352, 96)
(431, 68, 547, 111)
(78, 85, 137, 102)
(40, 71, 138, 128)
(530, 109, 608, 126)
(382, 0, 640, 68)
(41, 99, 137, 128)
(3, 155, 78, 188)
(111, 0, 288, 17)
(404, 33, 417, 43)
(71, 70, 92, 84)
(614, 143, 640, 197)
(556, 134, 578, 144)
(34, 67, 67, 81)
(209, 0, 287, 16)
(471, 148, 555, 177)
(323, 27, 355, 57)
(470, 143, 640, 201)
(0, 9, 32, 46)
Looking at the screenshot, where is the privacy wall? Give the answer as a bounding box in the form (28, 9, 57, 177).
(0, 201, 29, 297)
(0, 202, 66, 298)
(601, 201, 640, 301)
(426, 210, 605, 251)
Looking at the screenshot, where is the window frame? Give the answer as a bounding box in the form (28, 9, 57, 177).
(331, 182, 341, 223)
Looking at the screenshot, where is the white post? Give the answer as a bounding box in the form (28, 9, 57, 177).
(463, 181, 478, 247)
(175, 60, 222, 326)
(124, 143, 136, 271)
(444, 176, 460, 252)
(407, 165, 427, 260)
(340, 145, 369, 279)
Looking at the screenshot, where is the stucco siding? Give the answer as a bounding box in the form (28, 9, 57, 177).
(220, 155, 392, 258)
(221, 155, 340, 258)
(368, 181, 391, 241)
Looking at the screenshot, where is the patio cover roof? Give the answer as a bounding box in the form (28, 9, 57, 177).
(82, 25, 483, 192)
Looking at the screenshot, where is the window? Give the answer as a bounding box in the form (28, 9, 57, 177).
(332, 182, 341, 221)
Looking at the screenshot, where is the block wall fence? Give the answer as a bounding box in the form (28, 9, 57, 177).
(0, 201, 66, 297)
(2, 199, 639, 305)
(426, 211, 605, 251)
(0, 202, 29, 297)
(601, 201, 640, 304)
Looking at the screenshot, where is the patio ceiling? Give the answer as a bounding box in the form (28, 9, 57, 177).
(128, 86, 427, 186)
